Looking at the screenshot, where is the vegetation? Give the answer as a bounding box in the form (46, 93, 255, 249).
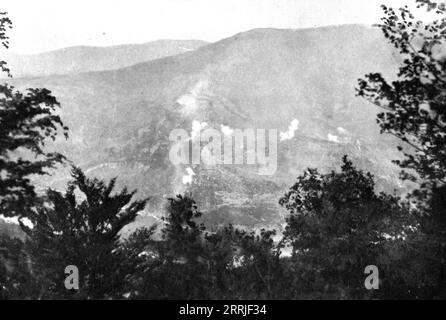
(1, 0, 446, 299)
(0, 12, 68, 219)
(358, 0, 446, 298)
(22, 167, 148, 299)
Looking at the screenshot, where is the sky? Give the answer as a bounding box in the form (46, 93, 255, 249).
(1, 0, 415, 54)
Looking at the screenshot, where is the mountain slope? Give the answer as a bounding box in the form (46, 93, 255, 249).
(5, 25, 406, 230)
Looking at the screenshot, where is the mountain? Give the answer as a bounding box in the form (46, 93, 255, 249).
(5, 24, 408, 231)
(1, 39, 208, 78)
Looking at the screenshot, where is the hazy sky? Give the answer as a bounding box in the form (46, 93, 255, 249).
(2, 0, 413, 54)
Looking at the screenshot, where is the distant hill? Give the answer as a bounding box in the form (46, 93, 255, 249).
(1, 39, 208, 78)
(5, 25, 408, 230)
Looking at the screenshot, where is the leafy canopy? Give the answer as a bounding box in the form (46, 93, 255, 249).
(0, 12, 68, 218)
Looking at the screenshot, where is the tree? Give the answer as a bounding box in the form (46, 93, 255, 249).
(279, 156, 413, 299)
(161, 195, 206, 261)
(221, 227, 290, 299)
(23, 167, 148, 299)
(0, 12, 68, 218)
(358, 0, 446, 298)
(0, 235, 38, 299)
(0, 12, 12, 76)
(357, 0, 446, 188)
(119, 195, 287, 299)
(121, 195, 211, 299)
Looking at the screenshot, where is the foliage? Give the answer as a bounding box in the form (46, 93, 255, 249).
(0, 236, 39, 299)
(0, 11, 12, 76)
(357, 0, 446, 187)
(358, 0, 446, 298)
(279, 156, 414, 299)
(0, 11, 68, 218)
(118, 195, 288, 299)
(23, 167, 148, 299)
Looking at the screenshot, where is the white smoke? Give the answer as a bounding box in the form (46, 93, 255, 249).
(327, 133, 340, 143)
(191, 120, 208, 139)
(337, 127, 348, 134)
(176, 80, 208, 115)
(221, 124, 234, 135)
(280, 119, 299, 141)
(182, 167, 196, 185)
(0, 215, 33, 229)
(356, 139, 362, 151)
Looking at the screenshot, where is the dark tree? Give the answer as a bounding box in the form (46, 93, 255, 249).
(0, 12, 68, 218)
(23, 167, 148, 299)
(0, 235, 38, 299)
(225, 227, 289, 299)
(119, 195, 289, 300)
(357, 0, 446, 187)
(279, 157, 413, 299)
(0, 12, 12, 75)
(121, 195, 211, 299)
(358, 0, 446, 298)
(161, 195, 206, 261)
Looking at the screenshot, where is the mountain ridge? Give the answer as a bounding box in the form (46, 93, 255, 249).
(1, 39, 208, 78)
(5, 24, 407, 230)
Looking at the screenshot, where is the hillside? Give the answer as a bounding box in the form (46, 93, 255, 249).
(5, 24, 407, 230)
